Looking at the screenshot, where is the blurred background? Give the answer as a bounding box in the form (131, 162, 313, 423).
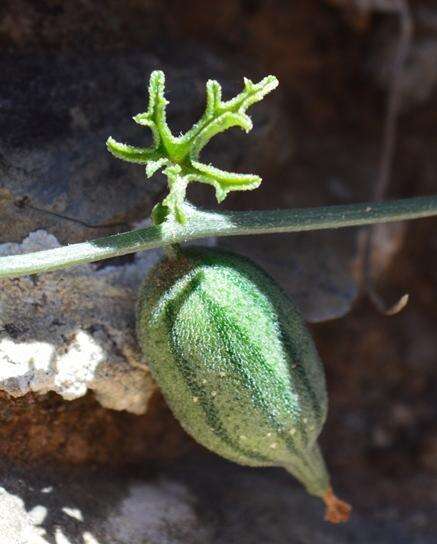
(0, 1, 436, 543)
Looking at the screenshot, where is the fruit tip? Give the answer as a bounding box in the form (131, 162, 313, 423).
(323, 487, 352, 524)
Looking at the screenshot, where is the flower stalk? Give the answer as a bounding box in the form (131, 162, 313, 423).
(1, 195, 436, 280)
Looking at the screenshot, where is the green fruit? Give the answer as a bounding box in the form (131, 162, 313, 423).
(137, 246, 350, 522)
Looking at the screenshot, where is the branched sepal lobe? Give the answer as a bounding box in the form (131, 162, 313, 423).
(107, 71, 278, 223)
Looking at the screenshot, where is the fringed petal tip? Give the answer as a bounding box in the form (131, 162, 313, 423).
(323, 487, 352, 524)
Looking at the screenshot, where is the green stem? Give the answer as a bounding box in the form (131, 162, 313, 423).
(1, 195, 436, 279)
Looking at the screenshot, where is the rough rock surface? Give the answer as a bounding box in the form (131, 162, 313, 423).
(0, 388, 191, 465)
(1, 457, 435, 544)
(0, 47, 286, 245)
(0, 230, 157, 414)
(0, 465, 211, 544)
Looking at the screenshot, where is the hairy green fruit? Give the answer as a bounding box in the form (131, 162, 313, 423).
(137, 246, 351, 522)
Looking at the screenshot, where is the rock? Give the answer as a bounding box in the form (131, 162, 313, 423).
(0, 230, 157, 414)
(0, 458, 435, 544)
(0, 465, 212, 544)
(371, 32, 437, 111)
(0, 387, 191, 465)
(0, 47, 286, 244)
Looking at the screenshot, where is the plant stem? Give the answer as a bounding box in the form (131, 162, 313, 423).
(1, 195, 436, 279)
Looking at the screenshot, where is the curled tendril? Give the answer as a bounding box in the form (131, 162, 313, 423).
(107, 70, 279, 224)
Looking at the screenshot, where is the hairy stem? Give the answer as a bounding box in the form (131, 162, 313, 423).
(0, 195, 436, 279)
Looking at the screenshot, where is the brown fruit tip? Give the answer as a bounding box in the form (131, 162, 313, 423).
(323, 487, 352, 524)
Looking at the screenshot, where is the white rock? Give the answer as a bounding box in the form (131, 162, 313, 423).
(0, 230, 158, 414)
(0, 487, 49, 544)
(0, 468, 213, 544)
